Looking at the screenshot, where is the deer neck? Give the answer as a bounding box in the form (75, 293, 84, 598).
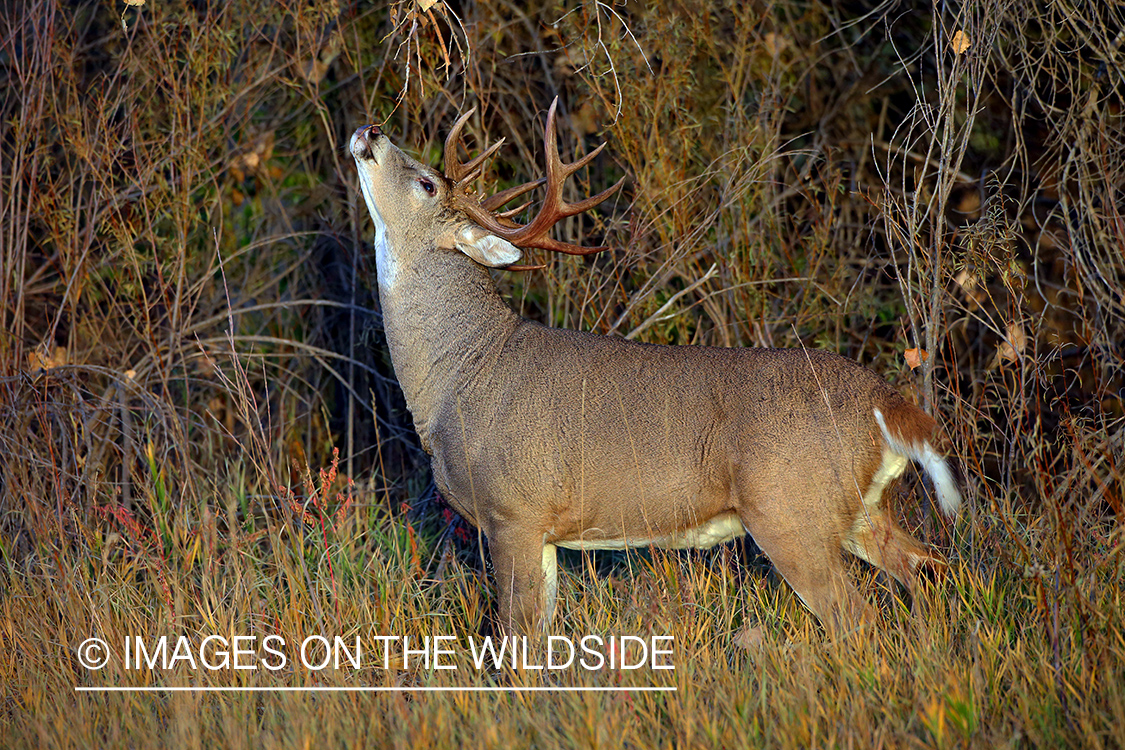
(375, 237, 520, 448)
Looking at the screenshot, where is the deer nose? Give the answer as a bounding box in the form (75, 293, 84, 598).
(350, 125, 383, 161)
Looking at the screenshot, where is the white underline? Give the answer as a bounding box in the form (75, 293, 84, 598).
(76, 685, 676, 693)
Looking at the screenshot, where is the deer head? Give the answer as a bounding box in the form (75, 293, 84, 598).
(350, 98, 623, 282)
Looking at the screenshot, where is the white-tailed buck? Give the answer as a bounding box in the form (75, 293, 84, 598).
(349, 99, 961, 634)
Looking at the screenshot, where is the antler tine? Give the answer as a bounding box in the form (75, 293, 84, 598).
(459, 139, 505, 183)
(444, 108, 475, 183)
(562, 174, 627, 215)
(479, 178, 545, 212)
(444, 107, 506, 185)
(496, 201, 535, 220)
(539, 103, 614, 191)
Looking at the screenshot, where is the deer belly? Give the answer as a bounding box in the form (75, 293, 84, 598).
(554, 512, 745, 551)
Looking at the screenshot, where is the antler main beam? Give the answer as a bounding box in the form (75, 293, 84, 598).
(445, 97, 625, 256)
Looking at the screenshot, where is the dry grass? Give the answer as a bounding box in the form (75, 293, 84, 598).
(1, 0, 1123, 747)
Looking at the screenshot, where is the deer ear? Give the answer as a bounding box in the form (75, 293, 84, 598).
(441, 223, 522, 267)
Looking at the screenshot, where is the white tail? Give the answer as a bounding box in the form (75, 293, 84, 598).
(873, 408, 961, 517)
(349, 99, 962, 634)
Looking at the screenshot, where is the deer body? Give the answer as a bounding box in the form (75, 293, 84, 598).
(351, 102, 960, 633)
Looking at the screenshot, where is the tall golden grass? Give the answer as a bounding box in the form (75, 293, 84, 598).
(1, 0, 1122, 746)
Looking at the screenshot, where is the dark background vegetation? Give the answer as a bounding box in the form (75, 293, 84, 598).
(1, 0, 1122, 746)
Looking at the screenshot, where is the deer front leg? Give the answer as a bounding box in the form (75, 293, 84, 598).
(487, 526, 554, 634)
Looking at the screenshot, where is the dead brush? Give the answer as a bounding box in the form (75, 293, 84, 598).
(0, 0, 1122, 746)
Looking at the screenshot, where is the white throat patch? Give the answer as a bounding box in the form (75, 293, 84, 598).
(356, 171, 397, 291)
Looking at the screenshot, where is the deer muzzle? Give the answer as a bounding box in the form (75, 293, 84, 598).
(349, 125, 383, 163)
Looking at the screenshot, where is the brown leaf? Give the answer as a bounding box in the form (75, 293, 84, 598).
(954, 269, 986, 309)
(301, 59, 330, 85)
(27, 345, 68, 372)
(904, 347, 929, 371)
(570, 101, 600, 136)
(299, 32, 342, 85)
(954, 189, 981, 218)
(229, 132, 275, 177)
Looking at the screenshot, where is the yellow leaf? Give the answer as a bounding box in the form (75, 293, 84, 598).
(763, 32, 789, 57)
(996, 323, 1026, 364)
(987, 322, 1028, 369)
(951, 30, 970, 55)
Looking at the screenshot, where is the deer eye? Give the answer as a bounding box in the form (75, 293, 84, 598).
(418, 178, 436, 195)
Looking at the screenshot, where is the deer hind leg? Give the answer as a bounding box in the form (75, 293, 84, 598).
(844, 508, 946, 588)
(843, 446, 946, 588)
(487, 526, 551, 635)
(737, 505, 875, 631)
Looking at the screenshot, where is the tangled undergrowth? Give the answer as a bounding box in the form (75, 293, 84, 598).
(1, 0, 1122, 747)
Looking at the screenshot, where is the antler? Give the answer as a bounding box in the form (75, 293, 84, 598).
(444, 108, 508, 186)
(445, 97, 625, 257)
